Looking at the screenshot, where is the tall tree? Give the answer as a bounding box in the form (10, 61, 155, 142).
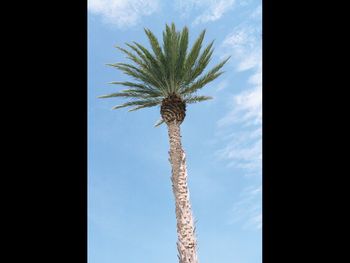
(99, 23, 230, 263)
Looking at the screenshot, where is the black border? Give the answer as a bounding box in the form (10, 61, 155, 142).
(11, 1, 88, 262)
(262, 0, 322, 261)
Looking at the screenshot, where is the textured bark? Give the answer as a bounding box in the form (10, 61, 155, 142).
(161, 94, 186, 124)
(167, 121, 198, 263)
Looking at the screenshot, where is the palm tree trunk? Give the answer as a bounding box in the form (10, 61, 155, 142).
(167, 121, 199, 263)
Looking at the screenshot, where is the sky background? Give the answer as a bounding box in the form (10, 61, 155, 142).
(88, 1, 262, 263)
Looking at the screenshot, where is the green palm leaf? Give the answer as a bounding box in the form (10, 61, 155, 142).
(112, 99, 162, 110)
(181, 56, 230, 95)
(100, 23, 230, 122)
(154, 118, 165, 127)
(184, 95, 213, 104)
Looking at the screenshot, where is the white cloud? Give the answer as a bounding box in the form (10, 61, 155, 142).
(238, 0, 254, 7)
(88, 0, 159, 28)
(175, 0, 202, 17)
(250, 4, 262, 19)
(218, 82, 261, 128)
(216, 89, 262, 172)
(228, 184, 262, 230)
(216, 6, 262, 230)
(175, 0, 235, 24)
(194, 0, 236, 24)
(216, 127, 261, 175)
(216, 79, 229, 91)
(216, 8, 262, 169)
(223, 24, 262, 71)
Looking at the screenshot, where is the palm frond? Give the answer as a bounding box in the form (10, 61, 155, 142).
(184, 95, 213, 104)
(120, 88, 161, 97)
(108, 81, 147, 89)
(154, 118, 165, 127)
(128, 101, 161, 111)
(144, 28, 165, 66)
(127, 42, 170, 93)
(108, 81, 158, 91)
(132, 42, 160, 70)
(98, 89, 161, 99)
(112, 99, 162, 110)
(182, 30, 206, 84)
(116, 46, 145, 68)
(162, 24, 176, 91)
(117, 44, 168, 94)
(181, 72, 223, 95)
(107, 63, 165, 92)
(123, 43, 149, 65)
(98, 92, 138, 99)
(181, 56, 230, 95)
(161, 23, 181, 93)
(102, 23, 230, 118)
(175, 26, 189, 85)
(189, 40, 215, 82)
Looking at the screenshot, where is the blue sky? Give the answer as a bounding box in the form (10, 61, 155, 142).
(88, 1, 262, 263)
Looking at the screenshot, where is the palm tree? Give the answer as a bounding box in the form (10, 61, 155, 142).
(99, 23, 230, 263)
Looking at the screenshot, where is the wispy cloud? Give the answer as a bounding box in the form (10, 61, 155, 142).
(215, 4, 262, 230)
(215, 79, 230, 92)
(228, 184, 262, 230)
(217, 82, 261, 128)
(222, 24, 262, 72)
(216, 6, 262, 172)
(88, 0, 159, 28)
(175, 0, 236, 24)
(215, 71, 262, 175)
(250, 4, 262, 19)
(193, 0, 236, 24)
(217, 135, 261, 174)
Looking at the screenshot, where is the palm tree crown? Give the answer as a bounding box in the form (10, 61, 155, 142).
(99, 23, 230, 126)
